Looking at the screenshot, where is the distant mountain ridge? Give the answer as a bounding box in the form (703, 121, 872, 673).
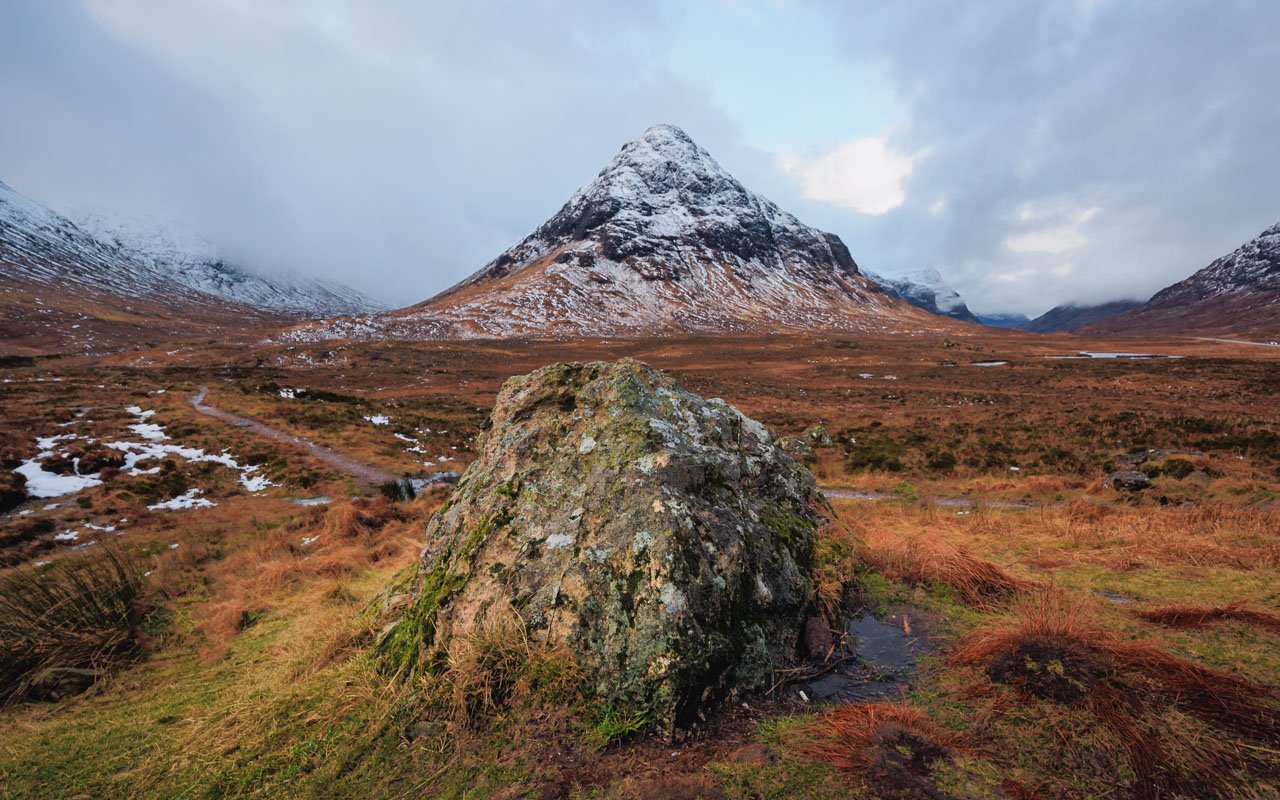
(863, 267, 978, 323)
(1022, 300, 1144, 333)
(976, 313, 1031, 329)
(1084, 221, 1280, 338)
(287, 124, 939, 341)
(1, 179, 380, 353)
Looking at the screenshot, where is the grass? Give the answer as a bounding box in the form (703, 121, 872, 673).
(2, 333, 1280, 798)
(0, 547, 146, 704)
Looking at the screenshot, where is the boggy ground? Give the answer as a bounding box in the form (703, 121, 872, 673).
(0, 332, 1278, 798)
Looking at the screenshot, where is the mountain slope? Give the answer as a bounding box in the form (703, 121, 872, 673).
(1084, 222, 1280, 338)
(1, 180, 379, 354)
(863, 267, 977, 322)
(75, 212, 383, 318)
(976, 313, 1031, 329)
(1022, 300, 1143, 333)
(290, 124, 938, 341)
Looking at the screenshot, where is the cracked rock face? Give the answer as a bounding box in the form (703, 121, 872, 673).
(382, 358, 834, 731)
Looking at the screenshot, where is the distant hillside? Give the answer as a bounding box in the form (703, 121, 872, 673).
(1023, 300, 1143, 333)
(0, 179, 378, 354)
(976, 313, 1031, 329)
(863, 268, 978, 322)
(1083, 221, 1280, 338)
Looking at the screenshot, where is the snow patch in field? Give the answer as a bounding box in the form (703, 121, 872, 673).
(149, 489, 215, 510)
(54, 530, 79, 542)
(364, 414, 390, 426)
(15, 460, 104, 498)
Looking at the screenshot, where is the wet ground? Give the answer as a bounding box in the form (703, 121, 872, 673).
(798, 608, 923, 704)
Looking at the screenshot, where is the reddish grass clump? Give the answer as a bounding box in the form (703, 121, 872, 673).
(1134, 600, 1280, 633)
(797, 700, 972, 800)
(954, 594, 1280, 798)
(859, 530, 1029, 609)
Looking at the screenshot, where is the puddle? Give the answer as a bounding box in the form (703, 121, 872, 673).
(1094, 589, 1138, 604)
(971, 360, 1009, 367)
(292, 496, 333, 506)
(799, 611, 921, 704)
(1047, 352, 1183, 360)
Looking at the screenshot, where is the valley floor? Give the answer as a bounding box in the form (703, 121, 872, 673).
(1, 332, 1278, 798)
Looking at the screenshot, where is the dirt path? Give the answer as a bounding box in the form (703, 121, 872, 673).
(189, 386, 399, 487)
(822, 486, 1037, 509)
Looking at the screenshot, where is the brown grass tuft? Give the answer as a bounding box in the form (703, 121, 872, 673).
(1134, 601, 1280, 632)
(954, 593, 1280, 797)
(860, 526, 1029, 609)
(796, 700, 972, 799)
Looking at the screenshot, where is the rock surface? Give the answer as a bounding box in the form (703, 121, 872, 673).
(378, 359, 835, 731)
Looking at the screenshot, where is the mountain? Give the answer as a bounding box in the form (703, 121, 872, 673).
(976, 313, 1031, 329)
(863, 267, 977, 322)
(75, 212, 383, 318)
(288, 124, 937, 341)
(1083, 222, 1280, 338)
(1023, 300, 1144, 333)
(1, 179, 378, 354)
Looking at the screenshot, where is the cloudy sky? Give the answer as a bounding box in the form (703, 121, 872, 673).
(2, 0, 1277, 315)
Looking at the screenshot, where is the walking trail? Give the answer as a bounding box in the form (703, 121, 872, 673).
(189, 386, 398, 487)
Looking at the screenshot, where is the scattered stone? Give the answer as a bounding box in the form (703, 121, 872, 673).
(376, 359, 836, 734)
(1106, 471, 1151, 492)
(803, 425, 833, 446)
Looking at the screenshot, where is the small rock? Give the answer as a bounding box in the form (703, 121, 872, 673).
(1107, 471, 1151, 492)
(803, 425, 833, 446)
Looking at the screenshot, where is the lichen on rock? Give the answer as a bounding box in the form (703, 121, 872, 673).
(376, 358, 839, 733)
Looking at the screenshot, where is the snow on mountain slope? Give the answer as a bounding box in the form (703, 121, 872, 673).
(1084, 221, 1280, 338)
(1, 179, 378, 353)
(287, 124, 938, 341)
(74, 211, 384, 318)
(863, 267, 978, 322)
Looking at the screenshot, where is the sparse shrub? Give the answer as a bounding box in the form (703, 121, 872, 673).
(0, 548, 147, 704)
(1161, 458, 1197, 480)
(927, 450, 957, 472)
(845, 434, 906, 473)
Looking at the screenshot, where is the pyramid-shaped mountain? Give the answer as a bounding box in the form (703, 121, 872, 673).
(301, 125, 936, 340)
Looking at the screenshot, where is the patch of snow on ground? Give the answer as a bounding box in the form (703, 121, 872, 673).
(364, 414, 390, 426)
(54, 530, 79, 542)
(149, 490, 215, 511)
(16, 460, 104, 498)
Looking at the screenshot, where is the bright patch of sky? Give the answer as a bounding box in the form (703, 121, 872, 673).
(661, 1, 904, 154)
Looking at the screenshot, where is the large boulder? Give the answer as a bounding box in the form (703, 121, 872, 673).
(378, 359, 835, 732)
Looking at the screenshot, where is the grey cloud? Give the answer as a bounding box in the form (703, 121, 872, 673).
(0, 0, 739, 305)
(816, 0, 1280, 314)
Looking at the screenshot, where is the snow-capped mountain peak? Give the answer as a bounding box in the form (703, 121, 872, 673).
(288, 124, 938, 341)
(863, 267, 977, 322)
